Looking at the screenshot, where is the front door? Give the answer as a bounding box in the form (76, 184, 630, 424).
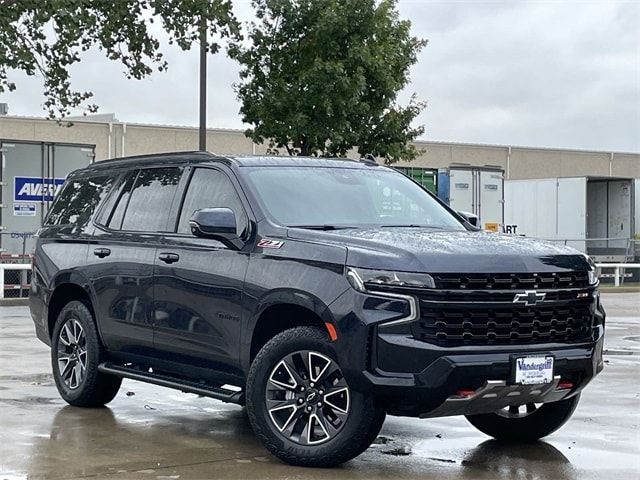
(152, 167, 251, 376)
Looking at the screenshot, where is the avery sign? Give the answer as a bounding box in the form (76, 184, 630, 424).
(14, 176, 65, 202)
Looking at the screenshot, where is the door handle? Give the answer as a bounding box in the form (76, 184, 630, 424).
(158, 252, 180, 264)
(93, 247, 111, 258)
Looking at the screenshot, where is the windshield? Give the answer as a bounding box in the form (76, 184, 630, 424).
(244, 166, 465, 230)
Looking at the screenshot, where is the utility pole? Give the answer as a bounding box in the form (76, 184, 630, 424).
(199, 15, 207, 151)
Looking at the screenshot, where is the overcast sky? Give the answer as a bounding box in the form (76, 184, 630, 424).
(3, 0, 639, 152)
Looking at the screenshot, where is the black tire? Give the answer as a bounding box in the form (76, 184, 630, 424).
(465, 394, 580, 442)
(51, 300, 122, 407)
(353, 406, 387, 457)
(246, 326, 385, 467)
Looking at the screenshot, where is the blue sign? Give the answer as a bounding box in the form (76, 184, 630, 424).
(14, 176, 65, 202)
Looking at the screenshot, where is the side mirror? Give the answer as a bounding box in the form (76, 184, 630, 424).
(189, 208, 244, 250)
(457, 210, 479, 228)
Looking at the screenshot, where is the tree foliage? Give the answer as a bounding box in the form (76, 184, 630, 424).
(0, 0, 240, 119)
(231, 0, 426, 163)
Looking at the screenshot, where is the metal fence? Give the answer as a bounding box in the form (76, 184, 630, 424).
(0, 231, 34, 298)
(595, 263, 640, 287)
(0, 263, 31, 298)
(541, 237, 638, 262)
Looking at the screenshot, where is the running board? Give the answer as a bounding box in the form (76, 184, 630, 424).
(98, 362, 244, 405)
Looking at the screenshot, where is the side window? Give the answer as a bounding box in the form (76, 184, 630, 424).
(119, 167, 183, 232)
(177, 168, 248, 236)
(98, 171, 136, 230)
(45, 174, 115, 229)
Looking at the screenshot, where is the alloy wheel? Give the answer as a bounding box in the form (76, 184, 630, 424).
(56, 318, 88, 390)
(265, 350, 350, 445)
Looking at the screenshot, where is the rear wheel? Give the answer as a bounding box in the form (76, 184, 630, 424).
(246, 326, 384, 467)
(465, 395, 580, 442)
(51, 300, 122, 407)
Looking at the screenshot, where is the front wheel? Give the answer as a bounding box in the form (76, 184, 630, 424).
(465, 394, 580, 442)
(246, 326, 384, 467)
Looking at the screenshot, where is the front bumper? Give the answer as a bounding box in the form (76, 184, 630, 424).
(329, 288, 605, 418)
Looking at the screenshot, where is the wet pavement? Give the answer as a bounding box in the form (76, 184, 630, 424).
(1, 293, 639, 480)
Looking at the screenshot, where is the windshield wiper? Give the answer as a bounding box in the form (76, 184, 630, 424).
(288, 225, 357, 231)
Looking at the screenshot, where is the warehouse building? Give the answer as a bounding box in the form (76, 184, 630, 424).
(0, 113, 638, 260)
(1, 113, 638, 179)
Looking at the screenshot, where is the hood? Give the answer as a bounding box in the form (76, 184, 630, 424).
(286, 228, 590, 273)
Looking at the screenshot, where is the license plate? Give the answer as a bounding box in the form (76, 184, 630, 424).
(514, 356, 554, 385)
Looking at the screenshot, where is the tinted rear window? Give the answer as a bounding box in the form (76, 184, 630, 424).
(45, 175, 115, 228)
(120, 167, 183, 232)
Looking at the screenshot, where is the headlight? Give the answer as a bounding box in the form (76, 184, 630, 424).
(346, 267, 435, 292)
(584, 255, 598, 285)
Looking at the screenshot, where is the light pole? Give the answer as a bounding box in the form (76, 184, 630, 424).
(199, 15, 207, 151)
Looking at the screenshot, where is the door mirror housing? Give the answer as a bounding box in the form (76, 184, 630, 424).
(457, 210, 480, 228)
(189, 208, 244, 250)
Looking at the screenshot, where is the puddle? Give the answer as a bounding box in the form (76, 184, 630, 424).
(623, 336, 640, 343)
(0, 373, 54, 384)
(603, 349, 635, 356)
(0, 396, 61, 406)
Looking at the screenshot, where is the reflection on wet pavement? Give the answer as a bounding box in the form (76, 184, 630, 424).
(1, 293, 639, 479)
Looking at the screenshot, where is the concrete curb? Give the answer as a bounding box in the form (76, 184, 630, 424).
(0, 298, 30, 307)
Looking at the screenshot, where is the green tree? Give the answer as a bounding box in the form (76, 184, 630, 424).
(0, 0, 240, 119)
(231, 0, 426, 163)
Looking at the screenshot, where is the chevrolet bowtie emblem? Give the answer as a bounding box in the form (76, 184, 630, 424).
(513, 290, 546, 306)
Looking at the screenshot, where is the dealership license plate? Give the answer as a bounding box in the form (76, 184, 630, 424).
(514, 356, 554, 385)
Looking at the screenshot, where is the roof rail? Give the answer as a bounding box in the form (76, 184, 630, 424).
(359, 154, 379, 166)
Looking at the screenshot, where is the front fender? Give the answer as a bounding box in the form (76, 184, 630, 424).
(251, 288, 338, 325)
(240, 286, 350, 373)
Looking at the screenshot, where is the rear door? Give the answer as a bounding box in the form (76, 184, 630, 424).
(0, 141, 94, 256)
(607, 180, 632, 249)
(1, 141, 47, 256)
(448, 168, 475, 215)
(478, 169, 504, 229)
(557, 177, 587, 252)
(152, 166, 250, 375)
(87, 166, 185, 356)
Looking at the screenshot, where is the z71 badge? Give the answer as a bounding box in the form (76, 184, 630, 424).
(257, 238, 284, 249)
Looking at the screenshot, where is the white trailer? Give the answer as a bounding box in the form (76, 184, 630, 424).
(504, 176, 636, 261)
(437, 165, 504, 231)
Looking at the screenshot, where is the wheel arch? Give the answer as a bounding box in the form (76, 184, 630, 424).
(245, 290, 338, 371)
(47, 272, 98, 341)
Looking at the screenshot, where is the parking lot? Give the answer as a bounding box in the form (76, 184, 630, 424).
(1, 293, 638, 480)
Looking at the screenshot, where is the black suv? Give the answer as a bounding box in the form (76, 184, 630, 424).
(30, 152, 604, 467)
